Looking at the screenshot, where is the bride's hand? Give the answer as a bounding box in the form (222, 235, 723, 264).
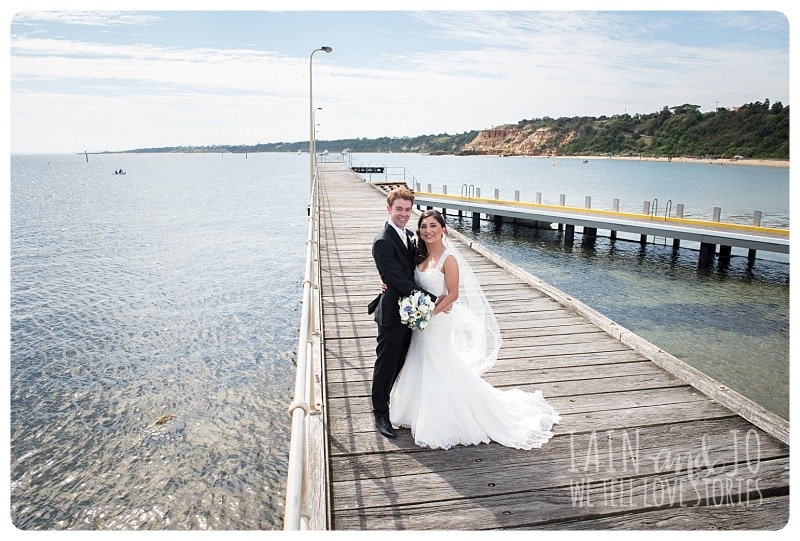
(434, 296, 453, 314)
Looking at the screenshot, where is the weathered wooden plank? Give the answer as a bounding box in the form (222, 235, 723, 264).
(331, 462, 789, 530)
(321, 309, 594, 338)
(326, 400, 743, 457)
(323, 332, 627, 361)
(320, 294, 565, 315)
(329, 440, 788, 515)
(329, 416, 788, 480)
(326, 373, 692, 415)
(529, 494, 789, 530)
(325, 359, 669, 398)
(326, 385, 710, 424)
(325, 348, 649, 375)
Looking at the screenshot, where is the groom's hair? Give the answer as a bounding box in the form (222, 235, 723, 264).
(387, 187, 415, 206)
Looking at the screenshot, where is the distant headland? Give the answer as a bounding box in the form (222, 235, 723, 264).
(113, 99, 788, 163)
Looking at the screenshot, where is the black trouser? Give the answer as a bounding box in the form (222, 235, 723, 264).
(372, 323, 412, 417)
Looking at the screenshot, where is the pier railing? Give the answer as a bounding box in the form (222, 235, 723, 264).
(352, 165, 418, 187)
(411, 186, 788, 264)
(284, 168, 327, 530)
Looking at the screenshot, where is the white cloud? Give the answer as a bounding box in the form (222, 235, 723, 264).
(12, 10, 162, 27)
(8, 9, 790, 153)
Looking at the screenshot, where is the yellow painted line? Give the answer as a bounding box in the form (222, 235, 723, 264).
(415, 191, 789, 236)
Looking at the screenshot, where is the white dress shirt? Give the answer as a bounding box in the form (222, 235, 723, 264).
(389, 221, 408, 248)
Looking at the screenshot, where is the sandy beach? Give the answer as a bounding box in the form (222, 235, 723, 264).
(552, 155, 788, 168)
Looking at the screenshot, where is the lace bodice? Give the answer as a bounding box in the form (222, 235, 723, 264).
(414, 250, 451, 297)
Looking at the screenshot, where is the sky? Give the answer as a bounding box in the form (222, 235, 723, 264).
(6, 1, 794, 154)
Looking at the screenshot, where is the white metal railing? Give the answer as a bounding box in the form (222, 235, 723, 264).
(284, 166, 326, 530)
(357, 165, 418, 187)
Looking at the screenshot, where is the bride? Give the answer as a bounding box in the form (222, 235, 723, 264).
(390, 210, 561, 450)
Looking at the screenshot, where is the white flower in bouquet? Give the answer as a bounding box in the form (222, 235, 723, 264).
(398, 290, 434, 330)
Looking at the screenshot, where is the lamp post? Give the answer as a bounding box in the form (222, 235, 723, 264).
(313, 107, 322, 168)
(309, 46, 332, 189)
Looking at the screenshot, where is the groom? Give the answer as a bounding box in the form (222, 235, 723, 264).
(368, 186, 435, 439)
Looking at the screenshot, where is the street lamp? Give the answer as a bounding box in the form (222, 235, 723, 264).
(309, 46, 332, 189)
(313, 107, 322, 167)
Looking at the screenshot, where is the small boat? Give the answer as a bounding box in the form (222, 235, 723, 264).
(114, 169, 127, 175)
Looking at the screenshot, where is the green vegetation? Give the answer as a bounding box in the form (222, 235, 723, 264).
(547, 100, 788, 160)
(122, 99, 788, 160)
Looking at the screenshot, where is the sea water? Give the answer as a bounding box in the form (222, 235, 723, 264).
(9, 151, 789, 530)
(10, 152, 307, 529)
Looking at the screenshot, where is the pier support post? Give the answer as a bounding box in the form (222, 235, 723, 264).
(711, 207, 731, 261)
(470, 189, 481, 227)
(532, 193, 542, 229)
(492, 189, 502, 227)
(610, 198, 619, 241)
(582, 196, 596, 242)
(748, 211, 762, 260)
(673, 204, 684, 249)
(441, 185, 447, 216)
(558, 194, 565, 231)
(510, 191, 520, 225)
(699, 242, 716, 266)
(564, 224, 575, 245)
(640, 201, 650, 244)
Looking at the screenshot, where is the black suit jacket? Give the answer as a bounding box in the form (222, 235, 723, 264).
(369, 222, 429, 327)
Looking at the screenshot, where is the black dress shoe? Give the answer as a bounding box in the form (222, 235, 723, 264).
(375, 415, 397, 439)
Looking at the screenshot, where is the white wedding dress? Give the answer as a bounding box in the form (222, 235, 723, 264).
(390, 248, 561, 450)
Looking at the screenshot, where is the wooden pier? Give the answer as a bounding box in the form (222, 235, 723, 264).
(315, 163, 789, 530)
(410, 190, 788, 265)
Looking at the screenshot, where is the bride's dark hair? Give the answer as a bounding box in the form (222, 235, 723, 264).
(415, 209, 446, 264)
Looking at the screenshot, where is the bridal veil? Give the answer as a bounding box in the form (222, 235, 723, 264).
(443, 236, 502, 375)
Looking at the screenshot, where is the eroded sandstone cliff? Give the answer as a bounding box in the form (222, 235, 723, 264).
(461, 126, 578, 156)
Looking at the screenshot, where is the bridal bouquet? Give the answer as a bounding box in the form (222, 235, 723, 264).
(398, 290, 434, 330)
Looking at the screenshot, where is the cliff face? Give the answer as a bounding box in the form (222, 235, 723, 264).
(461, 126, 577, 156)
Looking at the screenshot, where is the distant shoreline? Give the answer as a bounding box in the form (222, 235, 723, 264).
(26, 150, 786, 168)
(545, 155, 789, 168)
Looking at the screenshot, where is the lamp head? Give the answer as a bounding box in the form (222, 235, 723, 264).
(321, 46, 332, 53)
